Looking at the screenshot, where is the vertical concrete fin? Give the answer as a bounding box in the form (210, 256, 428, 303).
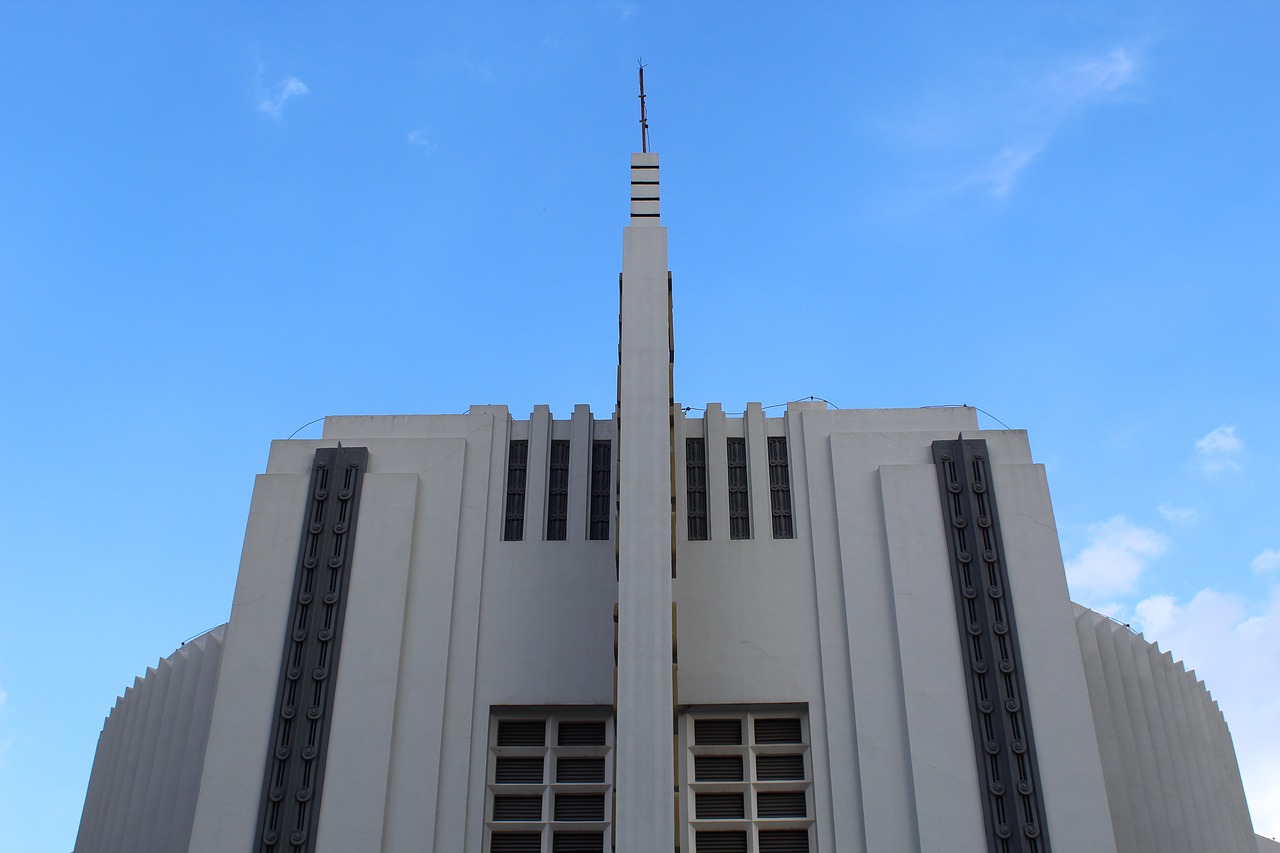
(615, 150, 675, 852)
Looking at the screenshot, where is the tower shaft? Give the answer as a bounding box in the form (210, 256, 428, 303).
(614, 150, 675, 852)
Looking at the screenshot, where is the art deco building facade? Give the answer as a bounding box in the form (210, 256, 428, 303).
(74, 150, 1272, 853)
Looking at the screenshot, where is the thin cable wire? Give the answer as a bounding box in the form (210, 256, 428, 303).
(920, 404, 1013, 430)
(287, 417, 325, 440)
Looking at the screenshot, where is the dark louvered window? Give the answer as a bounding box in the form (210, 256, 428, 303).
(696, 830, 748, 852)
(694, 718, 742, 745)
(726, 438, 750, 539)
(694, 755, 744, 781)
(488, 712, 611, 853)
(491, 832, 542, 853)
(495, 757, 545, 784)
(756, 792, 807, 818)
(588, 441, 611, 540)
(755, 755, 804, 781)
(554, 794, 605, 821)
(504, 440, 528, 541)
(685, 710, 811, 852)
(555, 757, 605, 784)
(695, 792, 745, 819)
(493, 796, 543, 821)
(767, 437, 794, 539)
(758, 829, 810, 852)
(547, 440, 570, 540)
(552, 832, 604, 853)
(498, 719, 547, 746)
(753, 718, 802, 744)
(686, 437, 708, 540)
(558, 720, 606, 746)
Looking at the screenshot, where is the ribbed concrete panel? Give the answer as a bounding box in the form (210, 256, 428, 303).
(137, 651, 187, 851)
(73, 626, 226, 853)
(101, 674, 146, 851)
(1076, 609, 1140, 853)
(1073, 606, 1256, 852)
(1096, 613, 1158, 848)
(150, 634, 201, 851)
(120, 658, 172, 851)
(1130, 639, 1184, 852)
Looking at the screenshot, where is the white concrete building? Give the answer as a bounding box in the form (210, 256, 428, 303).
(75, 149, 1269, 853)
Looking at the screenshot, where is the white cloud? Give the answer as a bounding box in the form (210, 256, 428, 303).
(1196, 424, 1243, 454)
(960, 141, 1047, 198)
(1157, 503, 1199, 524)
(1132, 584, 1280, 837)
(1195, 425, 1243, 476)
(1046, 48, 1136, 103)
(958, 47, 1138, 198)
(407, 130, 435, 151)
(1065, 515, 1168, 599)
(1252, 549, 1280, 574)
(259, 75, 309, 118)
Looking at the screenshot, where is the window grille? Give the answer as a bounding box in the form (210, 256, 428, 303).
(686, 438, 708, 540)
(726, 438, 751, 540)
(486, 710, 613, 853)
(684, 708, 813, 853)
(504, 440, 528, 541)
(546, 440, 570, 540)
(767, 437, 794, 539)
(588, 441, 611, 540)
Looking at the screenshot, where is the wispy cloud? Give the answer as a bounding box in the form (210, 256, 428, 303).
(407, 130, 436, 152)
(1157, 503, 1199, 525)
(259, 75, 309, 118)
(1065, 515, 1168, 599)
(1252, 549, 1280, 574)
(1195, 425, 1243, 476)
(954, 47, 1139, 198)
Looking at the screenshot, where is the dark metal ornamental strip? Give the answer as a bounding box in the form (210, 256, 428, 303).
(932, 439, 1050, 853)
(256, 445, 368, 853)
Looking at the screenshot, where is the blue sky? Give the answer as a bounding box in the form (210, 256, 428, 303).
(2, 2, 1278, 848)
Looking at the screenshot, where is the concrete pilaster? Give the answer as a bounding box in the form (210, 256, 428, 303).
(614, 151, 676, 852)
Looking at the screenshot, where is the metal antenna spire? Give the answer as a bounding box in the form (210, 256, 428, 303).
(638, 59, 649, 153)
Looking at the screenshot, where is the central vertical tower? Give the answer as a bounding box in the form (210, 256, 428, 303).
(614, 150, 676, 852)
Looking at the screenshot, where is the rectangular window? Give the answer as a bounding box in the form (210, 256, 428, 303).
(504, 440, 529, 541)
(486, 710, 613, 853)
(684, 707, 813, 853)
(546, 440, 570, 541)
(767, 437, 794, 540)
(686, 438, 708, 541)
(588, 441, 611, 540)
(726, 438, 751, 540)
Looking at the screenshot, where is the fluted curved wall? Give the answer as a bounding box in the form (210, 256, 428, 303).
(1074, 605, 1257, 853)
(73, 625, 226, 853)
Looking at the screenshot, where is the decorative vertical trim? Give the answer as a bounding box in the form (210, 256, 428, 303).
(726, 437, 750, 540)
(766, 437, 794, 540)
(504, 440, 528, 541)
(547, 440, 571, 541)
(256, 445, 368, 853)
(686, 438, 708, 541)
(589, 440, 612, 540)
(932, 439, 1050, 853)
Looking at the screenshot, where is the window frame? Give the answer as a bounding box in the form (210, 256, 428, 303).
(485, 708, 615, 853)
(679, 705, 816, 853)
